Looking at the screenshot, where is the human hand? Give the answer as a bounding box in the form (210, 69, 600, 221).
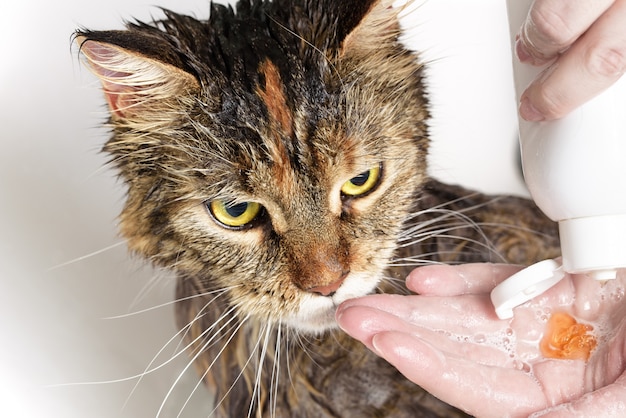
(516, 0, 626, 121)
(336, 264, 626, 417)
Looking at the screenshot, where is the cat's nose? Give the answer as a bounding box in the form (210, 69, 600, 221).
(289, 239, 351, 296)
(307, 270, 349, 297)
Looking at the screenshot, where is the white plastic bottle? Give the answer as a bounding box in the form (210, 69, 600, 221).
(492, 0, 626, 319)
(507, 0, 626, 279)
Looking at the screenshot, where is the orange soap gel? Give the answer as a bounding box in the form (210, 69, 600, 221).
(540, 312, 597, 361)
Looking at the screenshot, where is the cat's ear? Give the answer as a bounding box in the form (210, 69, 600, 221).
(336, 0, 403, 55)
(75, 31, 199, 120)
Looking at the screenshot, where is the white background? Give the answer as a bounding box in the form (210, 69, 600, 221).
(0, 1, 527, 417)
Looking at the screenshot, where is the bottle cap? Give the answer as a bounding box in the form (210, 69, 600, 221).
(559, 214, 626, 280)
(490, 259, 565, 320)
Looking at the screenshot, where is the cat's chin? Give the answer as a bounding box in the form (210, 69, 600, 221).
(284, 273, 380, 334)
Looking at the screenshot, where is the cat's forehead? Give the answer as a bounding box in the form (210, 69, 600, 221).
(195, 73, 377, 205)
(192, 54, 399, 203)
(257, 60, 296, 140)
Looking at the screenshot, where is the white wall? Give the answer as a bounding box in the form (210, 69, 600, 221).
(0, 1, 525, 417)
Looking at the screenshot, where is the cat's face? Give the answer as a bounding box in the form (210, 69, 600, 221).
(77, 0, 428, 333)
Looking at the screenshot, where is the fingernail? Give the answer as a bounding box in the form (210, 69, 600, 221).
(371, 333, 385, 356)
(515, 37, 532, 63)
(519, 97, 545, 122)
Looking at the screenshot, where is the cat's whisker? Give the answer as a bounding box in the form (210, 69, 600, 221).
(480, 221, 558, 240)
(291, 330, 320, 371)
(121, 290, 235, 408)
(123, 295, 241, 409)
(171, 369, 207, 418)
(389, 254, 447, 266)
(173, 313, 247, 417)
(400, 224, 494, 249)
(405, 201, 502, 238)
(186, 303, 242, 354)
(281, 327, 298, 402)
(121, 315, 203, 411)
(125, 269, 175, 313)
(405, 202, 476, 224)
(57, 319, 223, 397)
(48, 309, 214, 391)
(103, 285, 236, 319)
(158, 306, 247, 418)
(414, 189, 491, 208)
(248, 322, 273, 418)
(379, 276, 408, 295)
(269, 320, 283, 418)
(206, 314, 278, 418)
(47, 241, 126, 271)
(400, 217, 481, 238)
(399, 231, 505, 264)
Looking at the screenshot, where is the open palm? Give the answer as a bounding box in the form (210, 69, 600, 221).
(337, 264, 626, 417)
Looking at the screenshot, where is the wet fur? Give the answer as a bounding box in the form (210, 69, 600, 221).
(75, 0, 560, 416)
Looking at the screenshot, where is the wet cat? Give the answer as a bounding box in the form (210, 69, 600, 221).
(75, 0, 560, 416)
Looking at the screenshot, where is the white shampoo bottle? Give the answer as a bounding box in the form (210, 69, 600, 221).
(507, 0, 626, 280)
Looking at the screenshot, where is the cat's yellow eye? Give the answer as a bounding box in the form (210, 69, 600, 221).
(209, 201, 261, 228)
(340, 165, 382, 197)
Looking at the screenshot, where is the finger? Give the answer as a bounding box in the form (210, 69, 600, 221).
(521, 0, 626, 120)
(406, 263, 522, 296)
(371, 331, 547, 418)
(337, 303, 510, 365)
(338, 293, 505, 336)
(517, 0, 615, 65)
(529, 372, 626, 418)
(336, 304, 415, 350)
